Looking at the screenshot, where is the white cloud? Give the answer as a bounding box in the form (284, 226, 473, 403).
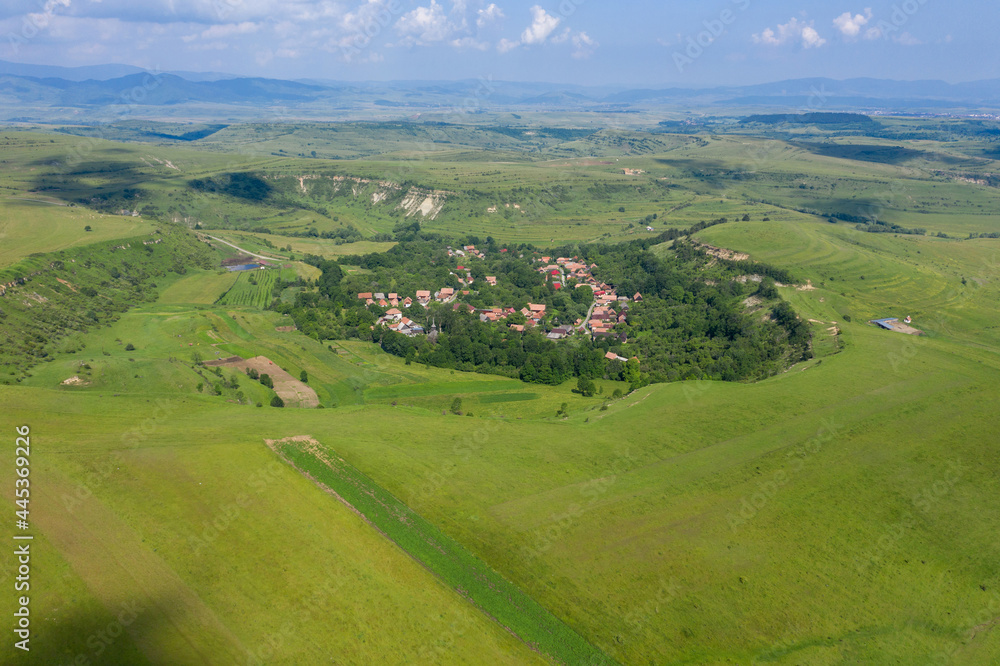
(753, 17, 826, 49)
(255, 49, 273, 66)
(520, 5, 560, 45)
(199, 22, 260, 40)
(450, 36, 488, 50)
(395, 1, 453, 45)
(550, 27, 570, 44)
(497, 37, 519, 53)
(800, 25, 825, 49)
(894, 31, 922, 46)
(833, 9, 873, 39)
(476, 3, 504, 28)
(571, 30, 597, 59)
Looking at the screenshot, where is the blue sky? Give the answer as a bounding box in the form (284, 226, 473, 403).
(0, 0, 992, 85)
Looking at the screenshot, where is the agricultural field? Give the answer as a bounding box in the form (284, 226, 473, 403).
(216, 269, 280, 308)
(2, 118, 1000, 665)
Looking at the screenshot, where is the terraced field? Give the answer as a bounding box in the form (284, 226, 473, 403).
(216, 269, 280, 308)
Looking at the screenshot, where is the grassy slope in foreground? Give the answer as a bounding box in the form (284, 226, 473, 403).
(270, 436, 614, 666)
(291, 217, 1000, 664)
(1, 387, 547, 665)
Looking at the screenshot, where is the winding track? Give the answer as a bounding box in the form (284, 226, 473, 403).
(203, 234, 286, 262)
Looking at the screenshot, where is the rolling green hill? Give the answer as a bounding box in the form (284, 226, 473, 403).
(2, 121, 999, 664)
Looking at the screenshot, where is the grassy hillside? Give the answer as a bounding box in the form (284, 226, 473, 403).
(0, 197, 154, 268)
(2, 122, 999, 664)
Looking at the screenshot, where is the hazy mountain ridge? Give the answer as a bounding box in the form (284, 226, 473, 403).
(2, 59, 1000, 121)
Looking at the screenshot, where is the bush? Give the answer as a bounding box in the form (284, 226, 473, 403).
(260, 373, 273, 389)
(124, 343, 135, 351)
(300, 370, 308, 383)
(270, 395, 285, 408)
(450, 397, 463, 414)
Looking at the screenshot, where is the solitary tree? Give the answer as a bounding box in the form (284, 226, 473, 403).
(259, 373, 273, 389)
(299, 370, 308, 383)
(270, 395, 285, 408)
(450, 397, 463, 415)
(577, 376, 596, 397)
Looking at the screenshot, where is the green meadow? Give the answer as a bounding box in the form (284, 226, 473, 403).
(2, 120, 999, 664)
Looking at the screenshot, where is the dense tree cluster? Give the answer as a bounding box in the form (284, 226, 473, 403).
(278, 223, 812, 387)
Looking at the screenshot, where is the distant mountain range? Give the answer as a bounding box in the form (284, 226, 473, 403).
(2, 59, 999, 122)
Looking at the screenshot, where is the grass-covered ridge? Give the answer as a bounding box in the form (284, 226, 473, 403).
(0, 226, 215, 380)
(270, 436, 615, 666)
(2, 118, 1000, 664)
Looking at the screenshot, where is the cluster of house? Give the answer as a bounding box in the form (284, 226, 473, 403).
(534, 255, 595, 291)
(463, 302, 547, 332)
(531, 254, 642, 340)
(357, 248, 647, 349)
(358, 291, 410, 308)
(375, 308, 426, 337)
(447, 245, 486, 261)
(358, 286, 460, 310)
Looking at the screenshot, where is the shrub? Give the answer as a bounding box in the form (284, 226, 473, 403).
(270, 395, 285, 408)
(124, 343, 135, 351)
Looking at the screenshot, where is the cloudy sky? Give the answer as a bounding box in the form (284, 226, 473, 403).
(0, 0, 991, 85)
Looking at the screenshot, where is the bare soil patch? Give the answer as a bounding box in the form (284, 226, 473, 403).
(210, 356, 319, 407)
(697, 243, 750, 262)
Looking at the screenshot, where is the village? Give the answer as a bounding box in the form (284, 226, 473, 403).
(355, 243, 642, 353)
